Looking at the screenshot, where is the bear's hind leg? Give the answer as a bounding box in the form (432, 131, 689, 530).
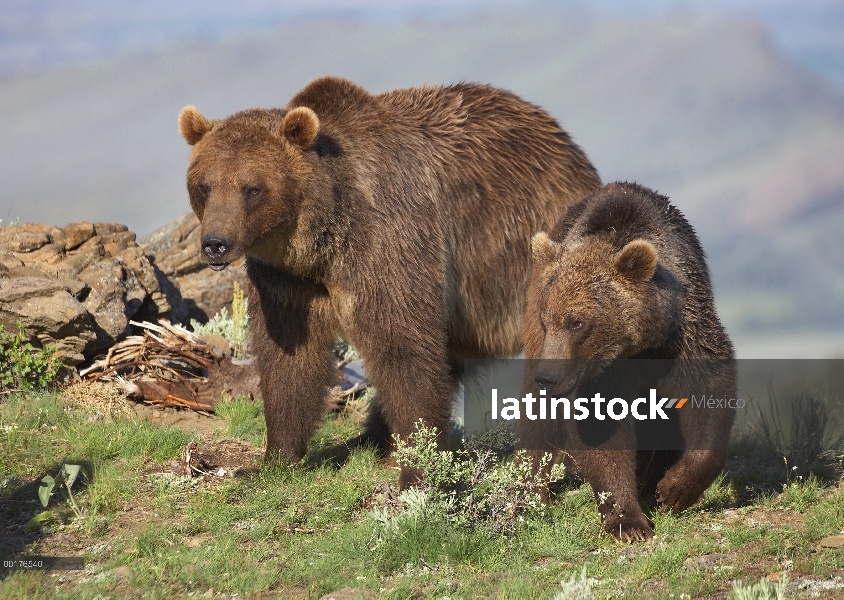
(636, 450, 681, 509)
(352, 397, 393, 457)
(357, 344, 456, 489)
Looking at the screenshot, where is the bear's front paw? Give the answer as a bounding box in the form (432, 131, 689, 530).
(656, 477, 701, 514)
(602, 511, 652, 543)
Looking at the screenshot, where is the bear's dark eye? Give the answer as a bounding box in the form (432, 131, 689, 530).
(197, 183, 210, 198)
(243, 187, 262, 201)
(569, 320, 584, 332)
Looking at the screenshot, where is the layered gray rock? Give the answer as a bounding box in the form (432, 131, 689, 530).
(0, 277, 96, 366)
(0, 221, 172, 359)
(0, 214, 249, 367)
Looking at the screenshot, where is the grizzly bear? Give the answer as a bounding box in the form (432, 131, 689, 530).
(517, 181, 736, 541)
(178, 76, 601, 486)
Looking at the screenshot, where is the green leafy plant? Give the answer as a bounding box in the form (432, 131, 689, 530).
(367, 485, 500, 574)
(38, 463, 84, 519)
(0, 322, 63, 392)
(368, 425, 559, 574)
(388, 420, 556, 533)
(191, 281, 249, 359)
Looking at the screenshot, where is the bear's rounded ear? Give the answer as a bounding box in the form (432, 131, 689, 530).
(615, 239, 657, 282)
(532, 232, 562, 265)
(179, 106, 211, 145)
(282, 107, 320, 149)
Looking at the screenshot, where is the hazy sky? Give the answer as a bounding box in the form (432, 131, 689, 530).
(1, 0, 842, 90)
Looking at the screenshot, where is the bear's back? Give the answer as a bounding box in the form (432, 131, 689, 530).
(550, 182, 702, 260)
(285, 78, 597, 194)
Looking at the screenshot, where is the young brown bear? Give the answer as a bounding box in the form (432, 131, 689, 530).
(178, 76, 601, 486)
(518, 181, 736, 541)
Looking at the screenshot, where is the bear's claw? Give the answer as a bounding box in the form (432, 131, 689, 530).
(602, 510, 653, 543)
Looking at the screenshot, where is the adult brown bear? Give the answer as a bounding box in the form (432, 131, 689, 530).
(178, 76, 601, 486)
(518, 181, 736, 541)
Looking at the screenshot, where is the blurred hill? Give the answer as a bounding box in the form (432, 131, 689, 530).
(0, 5, 842, 357)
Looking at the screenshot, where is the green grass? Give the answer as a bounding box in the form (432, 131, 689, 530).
(805, 483, 844, 542)
(2, 389, 844, 599)
(0, 392, 193, 475)
(213, 393, 265, 445)
(761, 473, 826, 511)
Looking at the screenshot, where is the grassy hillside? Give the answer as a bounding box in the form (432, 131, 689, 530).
(2, 389, 844, 598)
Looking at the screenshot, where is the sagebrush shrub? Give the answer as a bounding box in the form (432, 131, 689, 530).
(388, 421, 557, 533)
(190, 281, 249, 359)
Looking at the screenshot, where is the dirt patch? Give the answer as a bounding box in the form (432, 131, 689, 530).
(174, 438, 263, 478)
(131, 401, 222, 439)
(721, 507, 806, 529)
(746, 508, 806, 529)
(682, 551, 737, 571)
(320, 587, 378, 600)
(61, 377, 228, 440)
(252, 586, 309, 599)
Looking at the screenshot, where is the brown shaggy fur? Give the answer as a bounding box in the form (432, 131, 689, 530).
(518, 182, 736, 541)
(179, 76, 601, 486)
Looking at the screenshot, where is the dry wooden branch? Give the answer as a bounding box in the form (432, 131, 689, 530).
(80, 319, 262, 415)
(180, 440, 198, 477)
(81, 319, 231, 409)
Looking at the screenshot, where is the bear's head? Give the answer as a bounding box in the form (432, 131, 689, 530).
(178, 105, 320, 271)
(528, 231, 664, 396)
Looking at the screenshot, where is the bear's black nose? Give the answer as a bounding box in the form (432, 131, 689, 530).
(202, 236, 230, 260)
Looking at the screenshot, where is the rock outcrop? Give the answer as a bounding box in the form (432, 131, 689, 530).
(0, 277, 95, 366)
(0, 222, 171, 364)
(1, 214, 248, 368)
